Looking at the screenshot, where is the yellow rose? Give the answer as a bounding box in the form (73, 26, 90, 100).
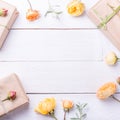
(105, 52, 118, 65)
(62, 100, 73, 111)
(35, 97, 56, 115)
(96, 82, 117, 99)
(67, 0, 85, 16)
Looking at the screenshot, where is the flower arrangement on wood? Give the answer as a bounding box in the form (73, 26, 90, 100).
(96, 82, 120, 102)
(67, 0, 85, 16)
(2, 91, 16, 102)
(105, 51, 119, 65)
(62, 100, 74, 120)
(26, 0, 40, 21)
(0, 8, 8, 17)
(35, 97, 58, 120)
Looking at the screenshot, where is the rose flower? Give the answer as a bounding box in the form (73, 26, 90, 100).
(96, 82, 117, 100)
(67, 0, 85, 16)
(0, 8, 8, 16)
(62, 100, 73, 120)
(105, 52, 118, 65)
(35, 97, 58, 120)
(2, 91, 16, 102)
(26, 0, 40, 21)
(62, 100, 73, 111)
(26, 9, 40, 21)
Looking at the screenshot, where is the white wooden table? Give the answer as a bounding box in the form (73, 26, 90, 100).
(1, 0, 120, 120)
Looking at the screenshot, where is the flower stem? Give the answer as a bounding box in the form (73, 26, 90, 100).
(117, 58, 120, 60)
(2, 98, 8, 102)
(64, 111, 67, 120)
(111, 95, 120, 103)
(50, 113, 58, 120)
(27, 0, 33, 10)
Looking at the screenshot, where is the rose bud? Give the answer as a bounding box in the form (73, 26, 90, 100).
(2, 91, 16, 102)
(62, 100, 73, 120)
(0, 8, 8, 16)
(26, 9, 40, 21)
(62, 100, 74, 111)
(105, 52, 118, 65)
(67, 0, 85, 16)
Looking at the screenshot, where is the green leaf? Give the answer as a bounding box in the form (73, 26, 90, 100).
(71, 118, 80, 120)
(75, 113, 79, 118)
(81, 113, 87, 119)
(71, 103, 88, 120)
(82, 103, 87, 108)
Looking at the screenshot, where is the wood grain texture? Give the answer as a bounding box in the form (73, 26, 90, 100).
(0, 62, 119, 93)
(1, 30, 103, 61)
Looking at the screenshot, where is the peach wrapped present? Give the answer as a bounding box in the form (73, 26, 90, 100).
(88, 0, 120, 50)
(0, 73, 29, 116)
(0, 0, 18, 48)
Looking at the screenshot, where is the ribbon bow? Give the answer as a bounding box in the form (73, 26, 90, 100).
(94, 4, 120, 29)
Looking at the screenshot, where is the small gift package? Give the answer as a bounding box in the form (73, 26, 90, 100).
(88, 0, 120, 50)
(0, 0, 18, 48)
(0, 73, 29, 116)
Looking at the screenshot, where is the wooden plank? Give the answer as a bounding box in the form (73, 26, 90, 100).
(4, 0, 98, 28)
(102, 36, 120, 58)
(0, 62, 119, 93)
(1, 30, 102, 61)
(1, 94, 120, 120)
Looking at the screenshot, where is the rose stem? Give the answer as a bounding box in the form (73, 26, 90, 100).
(111, 95, 120, 103)
(64, 111, 67, 120)
(2, 98, 8, 102)
(50, 113, 57, 120)
(27, 0, 33, 10)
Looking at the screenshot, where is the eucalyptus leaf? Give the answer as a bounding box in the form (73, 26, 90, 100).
(71, 103, 88, 120)
(71, 118, 81, 120)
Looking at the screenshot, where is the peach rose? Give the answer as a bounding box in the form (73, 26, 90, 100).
(96, 82, 117, 99)
(62, 100, 73, 111)
(67, 0, 85, 16)
(26, 9, 40, 21)
(105, 52, 118, 65)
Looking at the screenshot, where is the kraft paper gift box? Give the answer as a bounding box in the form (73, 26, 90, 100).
(0, 73, 29, 116)
(87, 0, 120, 50)
(0, 0, 18, 48)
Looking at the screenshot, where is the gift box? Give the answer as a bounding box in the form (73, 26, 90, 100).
(87, 0, 120, 50)
(0, 73, 29, 116)
(0, 0, 18, 48)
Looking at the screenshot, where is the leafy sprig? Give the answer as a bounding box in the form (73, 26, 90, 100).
(45, 0, 62, 19)
(71, 103, 88, 120)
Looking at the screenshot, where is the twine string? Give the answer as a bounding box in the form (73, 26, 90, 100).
(93, 4, 120, 29)
(0, 98, 8, 115)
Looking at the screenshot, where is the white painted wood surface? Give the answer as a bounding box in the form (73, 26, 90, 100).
(0, 0, 120, 119)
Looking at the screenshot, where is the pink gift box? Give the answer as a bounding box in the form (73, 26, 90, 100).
(0, 0, 18, 48)
(88, 0, 120, 50)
